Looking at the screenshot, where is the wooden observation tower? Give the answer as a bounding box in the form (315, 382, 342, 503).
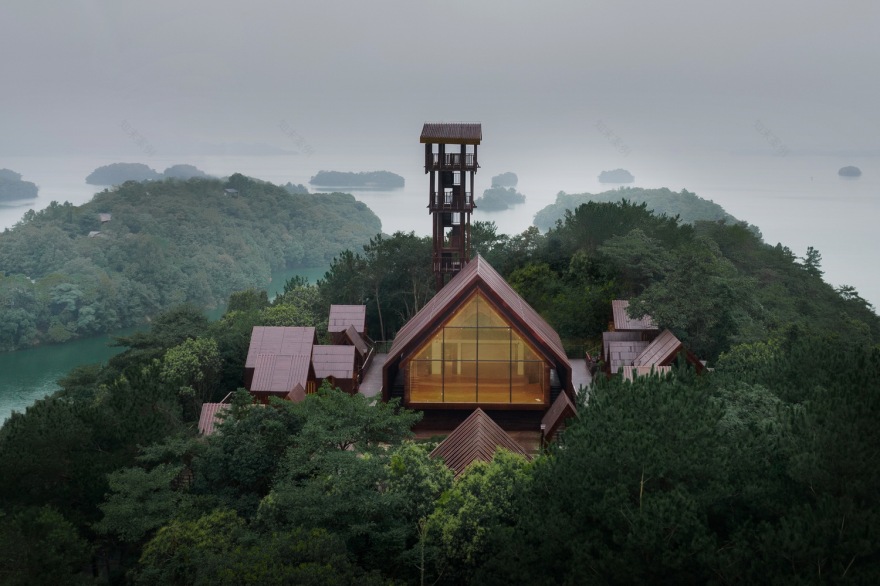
(420, 122, 482, 290)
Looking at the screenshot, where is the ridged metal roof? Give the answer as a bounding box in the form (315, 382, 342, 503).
(328, 305, 366, 334)
(420, 123, 482, 145)
(384, 255, 572, 397)
(312, 345, 356, 380)
(197, 403, 229, 435)
(541, 392, 577, 442)
(430, 408, 530, 476)
(612, 300, 657, 331)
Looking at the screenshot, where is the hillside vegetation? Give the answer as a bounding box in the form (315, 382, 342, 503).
(533, 187, 745, 232)
(1, 200, 878, 582)
(0, 174, 380, 350)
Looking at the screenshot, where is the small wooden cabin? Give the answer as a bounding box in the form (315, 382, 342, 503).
(244, 326, 318, 402)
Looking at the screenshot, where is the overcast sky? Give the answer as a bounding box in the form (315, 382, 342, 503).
(2, 0, 878, 156)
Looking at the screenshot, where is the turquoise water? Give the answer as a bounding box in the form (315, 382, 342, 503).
(0, 266, 328, 424)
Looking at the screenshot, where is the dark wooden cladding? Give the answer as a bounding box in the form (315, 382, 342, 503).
(420, 123, 482, 145)
(421, 123, 481, 289)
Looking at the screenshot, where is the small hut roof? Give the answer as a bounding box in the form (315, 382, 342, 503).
(312, 345, 356, 380)
(246, 327, 315, 368)
(198, 403, 229, 435)
(328, 305, 366, 334)
(541, 391, 577, 442)
(612, 300, 657, 331)
(430, 408, 530, 476)
(250, 353, 312, 396)
(343, 324, 370, 357)
(634, 329, 682, 367)
(420, 123, 482, 145)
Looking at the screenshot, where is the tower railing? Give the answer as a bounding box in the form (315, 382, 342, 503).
(428, 153, 477, 169)
(429, 191, 473, 211)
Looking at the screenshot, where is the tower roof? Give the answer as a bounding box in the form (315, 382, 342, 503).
(420, 123, 482, 145)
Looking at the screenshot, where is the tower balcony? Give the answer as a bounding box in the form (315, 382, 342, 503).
(429, 190, 474, 211)
(425, 152, 478, 171)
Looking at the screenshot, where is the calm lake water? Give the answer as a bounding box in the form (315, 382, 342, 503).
(0, 266, 327, 424)
(1, 149, 878, 421)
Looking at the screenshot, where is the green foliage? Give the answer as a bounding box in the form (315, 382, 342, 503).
(134, 509, 386, 586)
(0, 176, 380, 349)
(0, 506, 91, 586)
(533, 187, 748, 232)
(429, 450, 531, 584)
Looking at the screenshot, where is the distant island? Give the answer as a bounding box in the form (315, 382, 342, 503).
(598, 169, 635, 183)
(309, 170, 404, 189)
(0, 174, 380, 350)
(838, 165, 862, 178)
(533, 187, 754, 233)
(475, 186, 526, 211)
(86, 162, 212, 185)
(0, 169, 38, 201)
(491, 171, 518, 188)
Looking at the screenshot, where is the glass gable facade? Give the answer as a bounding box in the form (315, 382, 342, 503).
(408, 292, 546, 404)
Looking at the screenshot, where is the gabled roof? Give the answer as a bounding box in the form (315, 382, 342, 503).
(312, 345, 356, 380)
(541, 392, 577, 443)
(328, 305, 366, 334)
(246, 327, 315, 368)
(250, 353, 312, 396)
(198, 403, 229, 435)
(634, 329, 682, 367)
(420, 123, 482, 145)
(342, 324, 370, 357)
(612, 300, 657, 331)
(386, 255, 570, 384)
(430, 408, 530, 476)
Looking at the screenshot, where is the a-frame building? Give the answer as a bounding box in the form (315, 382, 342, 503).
(382, 254, 574, 431)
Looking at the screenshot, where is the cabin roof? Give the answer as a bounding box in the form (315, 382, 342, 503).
(602, 331, 645, 362)
(541, 391, 577, 442)
(430, 408, 530, 476)
(312, 345, 356, 380)
(250, 353, 312, 395)
(385, 255, 571, 394)
(420, 123, 482, 145)
(343, 324, 370, 357)
(197, 403, 229, 435)
(246, 326, 315, 368)
(328, 304, 366, 334)
(612, 300, 657, 331)
(634, 329, 683, 367)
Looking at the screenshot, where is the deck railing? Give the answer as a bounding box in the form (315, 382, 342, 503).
(429, 153, 477, 168)
(429, 191, 473, 210)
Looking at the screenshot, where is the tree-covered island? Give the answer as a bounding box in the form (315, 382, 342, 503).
(0, 169, 39, 201)
(309, 170, 405, 189)
(0, 174, 380, 350)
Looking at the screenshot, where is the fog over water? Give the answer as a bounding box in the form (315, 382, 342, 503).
(2, 1, 878, 304)
(2, 148, 878, 309)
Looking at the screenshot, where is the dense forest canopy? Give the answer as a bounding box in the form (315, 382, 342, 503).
(309, 170, 405, 189)
(1, 197, 878, 583)
(533, 186, 747, 232)
(0, 174, 381, 350)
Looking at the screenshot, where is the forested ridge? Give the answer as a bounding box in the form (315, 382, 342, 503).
(0, 174, 381, 350)
(1, 199, 878, 583)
